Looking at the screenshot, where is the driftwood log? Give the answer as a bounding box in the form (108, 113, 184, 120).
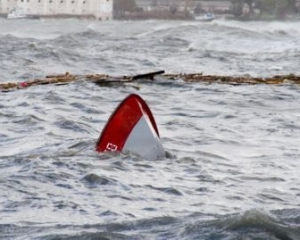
(1, 71, 300, 92)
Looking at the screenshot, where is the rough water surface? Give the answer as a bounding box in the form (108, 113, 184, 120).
(1, 18, 300, 239)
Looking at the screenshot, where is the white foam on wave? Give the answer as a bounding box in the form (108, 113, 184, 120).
(0, 18, 98, 40)
(212, 19, 300, 37)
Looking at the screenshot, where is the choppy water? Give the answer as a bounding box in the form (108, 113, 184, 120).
(1, 18, 300, 239)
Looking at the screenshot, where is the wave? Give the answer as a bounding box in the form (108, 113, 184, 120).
(211, 19, 300, 37)
(1, 209, 299, 239)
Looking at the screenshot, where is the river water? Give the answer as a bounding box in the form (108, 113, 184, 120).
(1, 18, 300, 239)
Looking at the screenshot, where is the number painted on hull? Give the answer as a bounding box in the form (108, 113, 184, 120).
(105, 143, 118, 152)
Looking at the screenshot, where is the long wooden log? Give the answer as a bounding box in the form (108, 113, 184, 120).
(131, 70, 165, 80)
(1, 71, 300, 92)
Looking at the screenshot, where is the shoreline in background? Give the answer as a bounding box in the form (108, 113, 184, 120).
(1, 12, 299, 22)
(114, 12, 300, 21)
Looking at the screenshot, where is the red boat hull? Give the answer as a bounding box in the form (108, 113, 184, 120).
(96, 94, 165, 160)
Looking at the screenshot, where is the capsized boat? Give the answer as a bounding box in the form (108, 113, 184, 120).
(96, 94, 165, 160)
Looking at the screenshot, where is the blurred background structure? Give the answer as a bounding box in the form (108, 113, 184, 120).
(114, 0, 300, 20)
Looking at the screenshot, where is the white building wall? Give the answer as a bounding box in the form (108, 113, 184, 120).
(96, 0, 113, 20)
(0, 0, 15, 13)
(0, 0, 5, 14)
(0, 0, 113, 19)
(78, 0, 89, 15)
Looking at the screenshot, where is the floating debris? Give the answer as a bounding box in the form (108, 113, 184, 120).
(1, 71, 300, 92)
(163, 73, 300, 85)
(0, 71, 164, 92)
